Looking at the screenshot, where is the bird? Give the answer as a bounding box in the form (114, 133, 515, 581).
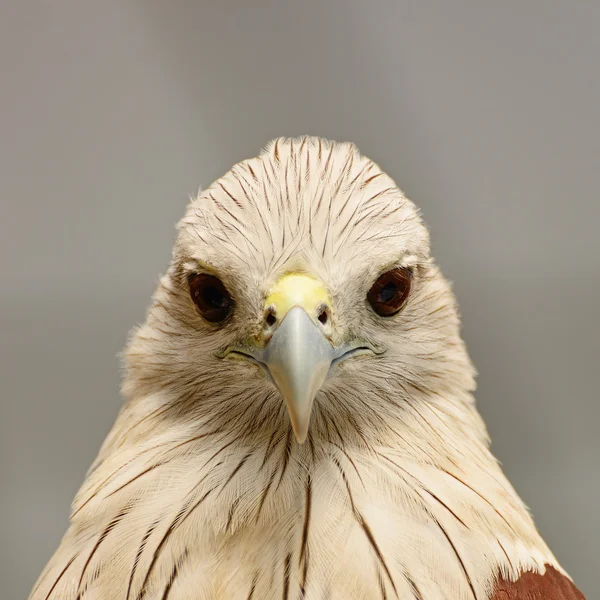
(29, 136, 585, 600)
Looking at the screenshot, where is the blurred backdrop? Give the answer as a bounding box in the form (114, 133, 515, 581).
(1, 1, 598, 598)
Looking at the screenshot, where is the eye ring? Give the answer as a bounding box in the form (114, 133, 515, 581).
(188, 273, 234, 323)
(367, 267, 412, 317)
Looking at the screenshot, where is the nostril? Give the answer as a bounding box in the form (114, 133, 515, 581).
(318, 309, 328, 325)
(266, 311, 277, 327)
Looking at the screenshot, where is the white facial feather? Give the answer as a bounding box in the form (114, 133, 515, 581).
(31, 137, 562, 600)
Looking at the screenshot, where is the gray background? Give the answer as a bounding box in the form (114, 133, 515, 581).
(1, 1, 598, 598)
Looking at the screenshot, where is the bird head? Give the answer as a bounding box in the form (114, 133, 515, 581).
(123, 137, 476, 448)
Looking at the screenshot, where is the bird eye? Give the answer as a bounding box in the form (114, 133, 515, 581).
(367, 267, 412, 317)
(188, 273, 234, 322)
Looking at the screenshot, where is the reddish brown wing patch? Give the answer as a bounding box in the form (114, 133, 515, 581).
(491, 564, 585, 599)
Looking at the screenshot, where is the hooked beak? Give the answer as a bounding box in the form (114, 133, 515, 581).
(222, 274, 382, 443)
(260, 306, 364, 443)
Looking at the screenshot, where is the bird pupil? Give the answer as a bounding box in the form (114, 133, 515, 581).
(379, 282, 398, 303)
(204, 286, 226, 307)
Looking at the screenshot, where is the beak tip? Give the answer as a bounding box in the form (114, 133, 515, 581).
(294, 430, 308, 445)
(290, 418, 310, 444)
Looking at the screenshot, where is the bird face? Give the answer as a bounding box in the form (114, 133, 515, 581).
(125, 137, 474, 447)
(219, 272, 387, 443)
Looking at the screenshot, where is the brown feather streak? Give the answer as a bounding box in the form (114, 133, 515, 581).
(126, 520, 159, 600)
(135, 487, 216, 600)
(282, 552, 291, 600)
(77, 503, 132, 593)
(332, 457, 398, 597)
(299, 475, 312, 593)
(42, 552, 79, 600)
(160, 548, 189, 600)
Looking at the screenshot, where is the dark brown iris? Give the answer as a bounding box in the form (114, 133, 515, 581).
(367, 267, 412, 317)
(188, 273, 234, 322)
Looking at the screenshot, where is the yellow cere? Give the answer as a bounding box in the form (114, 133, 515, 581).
(265, 274, 331, 320)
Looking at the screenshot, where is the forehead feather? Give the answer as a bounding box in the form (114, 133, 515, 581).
(176, 137, 429, 282)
